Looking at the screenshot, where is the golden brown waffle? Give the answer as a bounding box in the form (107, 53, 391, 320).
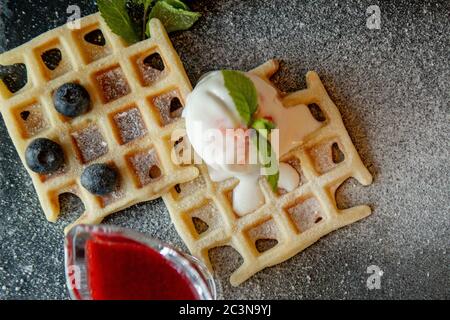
(0, 13, 198, 232)
(163, 60, 373, 286)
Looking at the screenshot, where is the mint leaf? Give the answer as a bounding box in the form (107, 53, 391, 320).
(252, 118, 276, 140)
(222, 70, 258, 125)
(252, 131, 279, 191)
(252, 118, 276, 130)
(252, 118, 279, 191)
(162, 0, 189, 10)
(266, 167, 280, 192)
(221, 70, 279, 189)
(261, 139, 279, 192)
(146, 0, 201, 36)
(97, 0, 141, 44)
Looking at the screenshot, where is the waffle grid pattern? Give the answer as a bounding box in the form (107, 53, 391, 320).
(0, 14, 198, 231)
(163, 60, 373, 285)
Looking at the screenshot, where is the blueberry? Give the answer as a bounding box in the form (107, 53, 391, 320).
(25, 138, 65, 174)
(81, 163, 118, 196)
(53, 83, 90, 118)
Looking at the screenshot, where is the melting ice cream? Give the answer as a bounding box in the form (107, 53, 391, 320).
(183, 71, 321, 215)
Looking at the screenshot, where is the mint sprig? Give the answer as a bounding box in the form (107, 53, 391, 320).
(222, 70, 280, 191)
(97, 0, 201, 45)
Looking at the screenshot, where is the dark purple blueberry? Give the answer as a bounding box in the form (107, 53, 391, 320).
(53, 83, 90, 118)
(25, 138, 65, 174)
(81, 163, 118, 196)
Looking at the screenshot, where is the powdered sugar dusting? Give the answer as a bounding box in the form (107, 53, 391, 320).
(95, 67, 130, 103)
(17, 102, 48, 138)
(287, 197, 323, 232)
(308, 140, 344, 174)
(174, 175, 206, 199)
(152, 90, 183, 125)
(189, 200, 221, 234)
(248, 219, 278, 242)
(58, 191, 84, 217)
(128, 149, 162, 187)
(137, 57, 164, 86)
(71, 124, 108, 163)
(113, 107, 147, 144)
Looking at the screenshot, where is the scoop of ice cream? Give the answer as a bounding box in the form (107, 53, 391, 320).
(183, 71, 259, 176)
(183, 70, 319, 216)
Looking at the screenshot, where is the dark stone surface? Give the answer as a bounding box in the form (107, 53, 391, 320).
(0, 0, 448, 299)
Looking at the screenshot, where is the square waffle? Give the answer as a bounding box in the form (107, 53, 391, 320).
(0, 13, 198, 232)
(163, 60, 373, 285)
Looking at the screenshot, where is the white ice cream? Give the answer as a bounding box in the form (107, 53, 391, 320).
(183, 71, 321, 215)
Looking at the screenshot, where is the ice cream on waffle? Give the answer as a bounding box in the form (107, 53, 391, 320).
(164, 60, 373, 285)
(183, 68, 323, 216)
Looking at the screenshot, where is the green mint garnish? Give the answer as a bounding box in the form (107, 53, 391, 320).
(146, 0, 201, 36)
(222, 70, 258, 126)
(97, 0, 201, 44)
(252, 118, 276, 139)
(266, 164, 280, 191)
(252, 119, 279, 191)
(222, 70, 280, 191)
(251, 130, 279, 191)
(162, 0, 190, 10)
(97, 0, 141, 44)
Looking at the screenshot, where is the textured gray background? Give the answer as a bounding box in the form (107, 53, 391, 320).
(0, 0, 449, 300)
